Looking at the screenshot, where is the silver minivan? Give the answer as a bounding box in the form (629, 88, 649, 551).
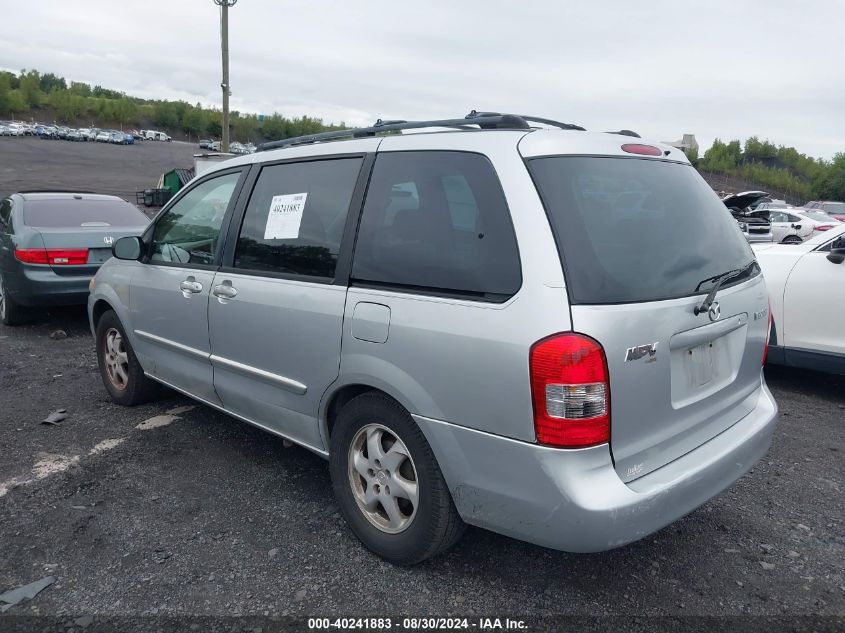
(89, 112, 778, 565)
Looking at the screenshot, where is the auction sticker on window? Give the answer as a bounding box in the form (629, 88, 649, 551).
(264, 192, 308, 239)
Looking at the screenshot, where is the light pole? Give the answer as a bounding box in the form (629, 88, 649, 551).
(214, 0, 237, 153)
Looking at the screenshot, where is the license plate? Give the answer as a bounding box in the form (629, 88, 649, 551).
(87, 248, 112, 264)
(687, 342, 716, 386)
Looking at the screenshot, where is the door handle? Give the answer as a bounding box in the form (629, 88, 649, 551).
(212, 281, 237, 300)
(179, 277, 203, 296)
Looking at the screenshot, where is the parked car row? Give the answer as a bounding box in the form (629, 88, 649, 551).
(722, 190, 842, 244)
(0, 122, 179, 144)
(198, 138, 256, 154)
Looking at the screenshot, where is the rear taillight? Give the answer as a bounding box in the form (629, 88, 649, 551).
(15, 248, 89, 265)
(530, 333, 610, 448)
(763, 300, 772, 365)
(621, 143, 663, 156)
(815, 225, 834, 232)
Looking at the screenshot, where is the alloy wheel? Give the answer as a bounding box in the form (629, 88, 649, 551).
(347, 423, 419, 534)
(104, 327, 130, 391)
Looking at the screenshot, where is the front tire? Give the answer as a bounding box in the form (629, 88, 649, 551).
(96, 310, 161, 405)
(330, 392, 465, 565)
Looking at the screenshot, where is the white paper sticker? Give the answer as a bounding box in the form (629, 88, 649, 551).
(264, 193, 308, 240)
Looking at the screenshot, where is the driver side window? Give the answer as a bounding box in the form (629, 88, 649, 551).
(150, 172, 241, 266)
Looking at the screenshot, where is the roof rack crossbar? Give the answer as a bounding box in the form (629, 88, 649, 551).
(465, 110, 585, 131)
(256, 110, 588, 152)
(257, 113, 532, 152)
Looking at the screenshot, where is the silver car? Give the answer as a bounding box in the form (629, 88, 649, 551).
(88, 112, 778, 564)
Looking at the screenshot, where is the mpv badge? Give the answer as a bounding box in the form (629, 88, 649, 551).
(708, 301, 721, 322)
(625, 342, 658, 363)
(103, 236, 114, 245)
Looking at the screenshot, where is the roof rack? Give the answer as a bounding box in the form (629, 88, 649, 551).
(17, 190, 97, 195)
(257, 110, 586, 152)
(606, 129, 641, 138)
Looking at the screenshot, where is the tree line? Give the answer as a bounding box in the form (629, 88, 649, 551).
(2, 68, 844, 201)
(0, 68, 343, 143)
(690, 137, 844, 202)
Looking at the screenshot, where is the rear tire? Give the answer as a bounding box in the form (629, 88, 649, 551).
(96, 310, 161, 406)
(782, 235, 802, 244)
(329, 392, 465, 565)
(0, 276, 28, 326)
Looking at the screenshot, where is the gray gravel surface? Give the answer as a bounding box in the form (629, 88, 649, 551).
(0, 307, 843, 621)
(0, 136, 198, 202)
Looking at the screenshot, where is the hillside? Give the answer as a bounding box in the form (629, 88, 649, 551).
(0, 69, 342, 144)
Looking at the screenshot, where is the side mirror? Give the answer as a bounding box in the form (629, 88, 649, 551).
(113, 236, 143, 261)
(827, 248, 845, 265)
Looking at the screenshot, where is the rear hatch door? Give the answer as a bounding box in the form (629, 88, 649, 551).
(525, 151, 770, 482)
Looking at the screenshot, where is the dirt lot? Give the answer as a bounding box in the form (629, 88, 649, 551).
(0, 139, 843, 631)
(0, 136, 198, 203)
(0, 312, 843, 626)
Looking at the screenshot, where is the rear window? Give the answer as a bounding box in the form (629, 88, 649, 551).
(822, 202, 845, 213)
(23, 199, 148, 228)
(527, 157, 757, 304)
(802, 211, 838, 222)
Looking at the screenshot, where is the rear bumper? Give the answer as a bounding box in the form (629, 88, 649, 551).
(415, 379, 777, 553)
(744, 233, 773, 243)
(4, 265, 93, 306)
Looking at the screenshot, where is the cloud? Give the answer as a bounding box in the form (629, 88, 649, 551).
(2, 0, 843, 158)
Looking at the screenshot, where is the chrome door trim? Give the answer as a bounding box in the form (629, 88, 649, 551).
(144, 373, 328, 458)
(135, 330, 210, 361)
(209, 354, 308, 395)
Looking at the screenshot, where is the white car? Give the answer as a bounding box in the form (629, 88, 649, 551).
(753, 224, 845, 373)
(794, 210, 841, 237)
(748, 207, 815, 243)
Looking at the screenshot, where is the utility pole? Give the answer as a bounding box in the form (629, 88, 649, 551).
(214, 0, 237, 153)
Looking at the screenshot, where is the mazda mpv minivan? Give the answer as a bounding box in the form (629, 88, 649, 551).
(89, 112, 778, 565)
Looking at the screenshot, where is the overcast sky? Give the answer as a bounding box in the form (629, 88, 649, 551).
(2, 0, 843, 158)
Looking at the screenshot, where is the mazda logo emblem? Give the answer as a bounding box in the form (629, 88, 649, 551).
(708, 302, 721, 322)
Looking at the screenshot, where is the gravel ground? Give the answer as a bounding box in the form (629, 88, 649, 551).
(0, 136, 198, 202)
(0, 306, 843, 627)
(0, 139, 843, 630)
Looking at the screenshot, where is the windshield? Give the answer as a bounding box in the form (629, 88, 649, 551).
(527, 157, 758, 304)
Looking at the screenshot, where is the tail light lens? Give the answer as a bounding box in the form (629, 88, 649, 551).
(15, 248, 89, 265)
(762, 300, 772, 365)
(815, 225, 833, 231)
(621, 143, 663, 156)
(530, 333, 610, 448)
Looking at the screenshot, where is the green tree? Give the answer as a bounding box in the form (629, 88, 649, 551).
(18, 69, 43, 107)
(39, 72, 67, 93)
(0, 72, 10, 114)
(6, 90, 28, 116)
(68, 81, 92, 97)
(812, 153, 845, 200)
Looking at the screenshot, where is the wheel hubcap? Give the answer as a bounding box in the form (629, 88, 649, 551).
(104, 328, 129, 391)
(348, 423, 418, 534)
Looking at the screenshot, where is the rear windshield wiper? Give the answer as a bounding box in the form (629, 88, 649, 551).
(693, 261, 757, 316)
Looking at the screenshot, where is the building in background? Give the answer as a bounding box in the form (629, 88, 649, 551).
(664, 133, 699, 154)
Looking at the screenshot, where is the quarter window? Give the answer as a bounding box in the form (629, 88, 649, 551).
(150, 172, 241, 266)
(351, 152, 521, 300)
(234, 158, 363, 278)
